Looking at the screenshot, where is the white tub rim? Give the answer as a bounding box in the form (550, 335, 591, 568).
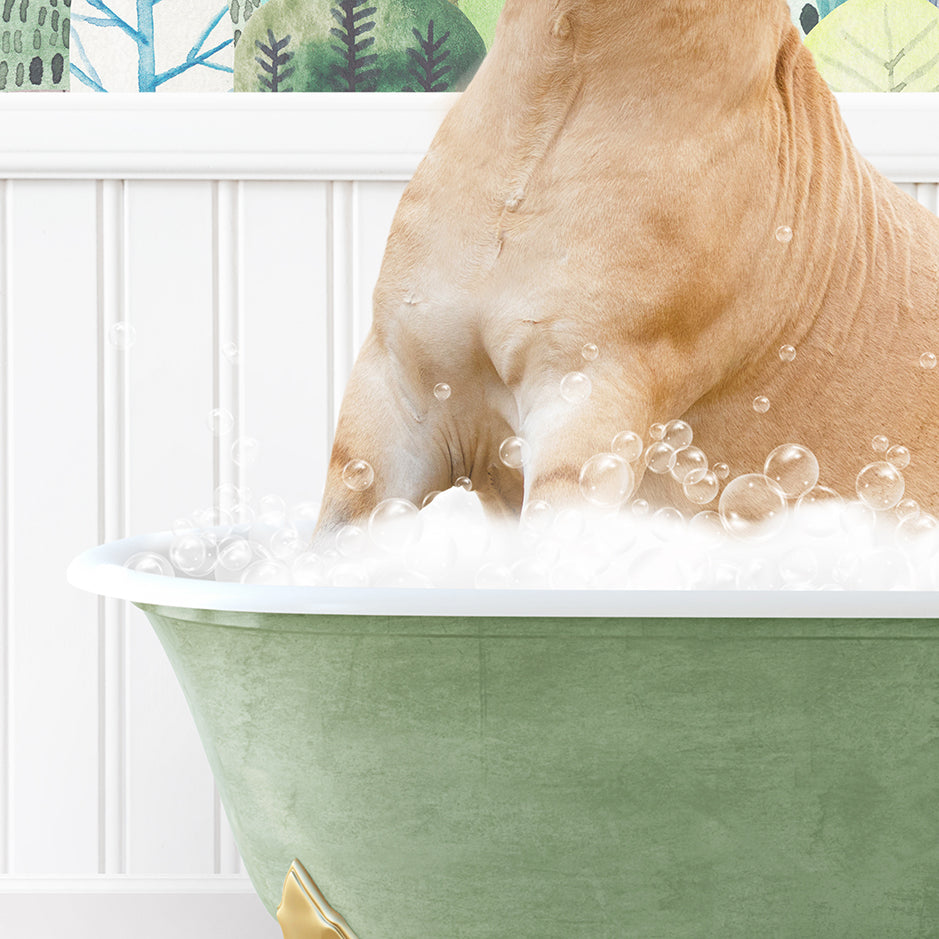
(66, 530, 939, 619)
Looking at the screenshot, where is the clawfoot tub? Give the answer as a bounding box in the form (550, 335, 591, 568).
(68, 532, 939, 937)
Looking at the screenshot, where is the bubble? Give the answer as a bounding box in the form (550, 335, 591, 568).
(421, 491, 441, 509)
(611, 430, 643, 463)
(499, 436, 531, 469)
(688, 510, 724, 547)
(644, 442, 677, 474)
(124, 551, 174, 577)
(670, 446, 707, 484)
(886, 445, 911, 470)
(871, 435, 889, 453)
(778, 344, 797, 362)
(336, 524, 368, 558)
(779, 547, 818, 586)
(342, 459, 374, 492)
(683, 469, 719, 505)
(433, 382, 452, 401)
(230, 502, 255, 526)
(241, 559, 291, 586)
(222, 341, 242, 365)
(775, 225, 793, 243)
(270, 526, 302, 561)
(795, 485, 843, 537)
(213, 482, 241, 508)
(560, 371, 592, 403)
(752, 395, 771, 414)
(108, 321, 136, 350)
(455, 475, 473, 491)
(649, 423, 666, 441)
(172, 516, 196, 536)
(661, 420, 692, 452)
(581, 342, 599, 361)
(920, 352, 937, 370)
(763, 444, 820, 499)
(169, 533, 217, 576)
(855, 461, 905, 511)
(896, 513, 938, 546)
(895, 498, 920, 522)
(651, 507, 685, 541)
(191, 505, 234, 535)
(217, 537, 254, 572)
(718, 474, 788, 541)
(579, 453, 634, 507)
(288, 501, 321, 529)
(292, 552, 327, 586)
(369, 499, 422, 551)
(258, 493, 286, 520)
(207, 408, 234, 436)
(231, 437, 260, 467)
(521, 499, 554, 534)
(713, 462, 730, 480)
(631, 498, 650, 517)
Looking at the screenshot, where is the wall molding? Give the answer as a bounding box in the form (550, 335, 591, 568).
(0, 93, 937, 181)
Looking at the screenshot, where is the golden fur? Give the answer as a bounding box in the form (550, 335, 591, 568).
(316, 0, 939, 533)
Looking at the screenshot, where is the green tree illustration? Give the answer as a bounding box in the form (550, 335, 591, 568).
(329, 0, 379, 92)
(255, 27, 294, 90)
(403, 19, 452, 91)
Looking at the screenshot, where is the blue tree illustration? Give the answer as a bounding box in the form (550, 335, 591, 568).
(70, 0, 234, 92)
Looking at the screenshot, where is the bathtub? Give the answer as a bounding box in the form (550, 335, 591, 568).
(68, 530, 939, 937)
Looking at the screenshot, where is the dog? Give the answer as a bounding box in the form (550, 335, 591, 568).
(315, 0, 939, 537)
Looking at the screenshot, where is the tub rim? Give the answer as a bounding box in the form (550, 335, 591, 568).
(67, 530, 939, 618)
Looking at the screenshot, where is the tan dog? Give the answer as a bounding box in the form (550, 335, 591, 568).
(316, 0, 939, 536)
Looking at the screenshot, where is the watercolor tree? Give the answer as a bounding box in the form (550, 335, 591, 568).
(70, 0, 233, 91)
(234, 0, 486, 92)
(804, 0, 939, 90)
(0, 0, 70, 91)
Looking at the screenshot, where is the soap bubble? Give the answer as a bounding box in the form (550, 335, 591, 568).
(752, 395, 771, 414)
(670, 446, 707, 484)
(108, 321, 136, 350)
(795, 485, 843, 536)
(631, 498, 650, 517)
(871, 435, 889, 453)
(230, 503, 255, 526)
(896, 513, 938, 545)
(231, 437, 260, 467)
(611, 430, 643, 463)
(499, 436, 531, 469)
(342, 459, 374, 492)
(775, 225, 793, 243)
(172, 516, 196, 536)
(779, 547, 818, 585)
(241, 559, 290, 586)
(369, 499, 422, 551)
(579, 453, 634, 507)
(560, 371, 592, 403)
(191, 506, 234, 536)
(288, 501, 321, 529)
(169, 533, 217, 576)
(895, 499, 920, 522)
(886, 445, 910, 470)
(221, 341, 241, 365)
(125, 552, 174, 577)
(688, 510, 724, 547)
(779, 344, 797, 362)
(433, 383, 452, 401)
(920, 352, 936, 370)
(455, 475, 473, 491)
(258, 493, 287, 521)
(662, 420, 693, 451)
(207, 408, 234, 436)
(270, 526, 302, 561)
(581, 342, 599, 361)
(217, 537, 253, 572)
(856, 461, 905, 511)
(292, 552, 327, 586)
(763, 444, 819, 499)
(651, 507, 685, 541)
(719, 474, 787, 541)
(649, 423, 666, 441)
(213, 482, 241, 508)
(683, 469, 719, 505)
(521, 499, 554, 534)
(644, 442, 677, 474)
(713, 462, 730, 480)
(336, 524, 367, 558)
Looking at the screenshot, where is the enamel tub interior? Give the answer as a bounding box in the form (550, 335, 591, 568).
(68, 534, 939, 937)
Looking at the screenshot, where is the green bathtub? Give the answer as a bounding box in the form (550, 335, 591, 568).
(69, 534, 939, 937)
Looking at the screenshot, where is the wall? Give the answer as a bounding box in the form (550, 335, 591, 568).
(0, 93, 936, 936)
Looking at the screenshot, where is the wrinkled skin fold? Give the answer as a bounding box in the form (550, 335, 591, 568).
(316, 0, 939, 535)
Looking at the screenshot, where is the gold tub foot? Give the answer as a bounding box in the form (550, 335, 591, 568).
(277, 859, 359, 939)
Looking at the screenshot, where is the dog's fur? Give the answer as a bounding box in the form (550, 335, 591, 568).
(316, 0, 939, 534)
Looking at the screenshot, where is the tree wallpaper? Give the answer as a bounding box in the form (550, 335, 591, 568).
(0, 0, 936, 92)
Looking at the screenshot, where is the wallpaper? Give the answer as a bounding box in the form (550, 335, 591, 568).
(0, 0, 936, 92)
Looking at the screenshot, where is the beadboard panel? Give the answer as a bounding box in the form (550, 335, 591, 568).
(0, 100, 934, 932)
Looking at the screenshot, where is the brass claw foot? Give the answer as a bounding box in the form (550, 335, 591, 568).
(277, 859, 359, 939)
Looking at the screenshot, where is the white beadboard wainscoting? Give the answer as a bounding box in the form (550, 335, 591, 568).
(0, 93, 937, 937)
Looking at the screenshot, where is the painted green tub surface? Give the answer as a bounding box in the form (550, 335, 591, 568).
(140, 603, 939, 938)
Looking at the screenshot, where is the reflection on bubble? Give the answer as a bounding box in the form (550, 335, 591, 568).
(579, 453, 634, 507)
(369, 499, 422, 552)
(499, 436, 531, 469)
(871, 435, 889, 453)
(683, 470, 719, 505)
(581, 342, 599, 361)
(433, 382, 452, 401)
(763, 444, 819, 499)
(920, 352, 937, 370)
(560, 371, 592, 403)
(611, 430, 643, 463)
(752, 396, 771, 414)
(886, 445, 911, 470)
(671, 446, 707, 484)
(779, 344, 797, 362)
(644, 442, 676, 474)
(662, 420, 693, 452)
(856, 462, 905, 511)
(125, 551, 175, 577)
(342, 459, 374, 492)
(719, 474, 787, 541)
(775, 225, 793, 243)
